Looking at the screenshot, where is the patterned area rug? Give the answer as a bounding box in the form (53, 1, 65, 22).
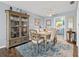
(16, 40, 73, 57)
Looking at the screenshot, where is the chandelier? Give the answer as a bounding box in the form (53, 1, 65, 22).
(48, 8, 56, 17)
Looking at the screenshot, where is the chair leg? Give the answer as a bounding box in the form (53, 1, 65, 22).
(31, 43, 38, 56)
(55, 36, 57, 44)
(37, 43, 39, 54)
(31, 42, 34, 56)
(53, 36, 57, 45)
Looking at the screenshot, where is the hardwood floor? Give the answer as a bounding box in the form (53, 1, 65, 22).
(0, 47, 23, 57)
(73, 44, 78, 57)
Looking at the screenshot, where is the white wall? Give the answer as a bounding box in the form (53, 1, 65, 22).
(77, 2, 79, 57)
(0, 2, 10, 48)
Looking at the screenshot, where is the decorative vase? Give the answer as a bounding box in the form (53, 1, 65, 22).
(10, 6, 12, 11)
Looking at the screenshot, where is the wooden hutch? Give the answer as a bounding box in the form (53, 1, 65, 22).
(5, 10, 29, 49)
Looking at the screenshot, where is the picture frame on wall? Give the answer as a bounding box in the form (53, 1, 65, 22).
(46, 19, 51, 26)
(34, 18, 40, 26)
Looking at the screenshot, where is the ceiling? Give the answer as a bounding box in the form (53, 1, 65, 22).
(2, 1, 77, 17)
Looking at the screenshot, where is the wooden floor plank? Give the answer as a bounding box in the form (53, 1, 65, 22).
(0, 48, 23, 57)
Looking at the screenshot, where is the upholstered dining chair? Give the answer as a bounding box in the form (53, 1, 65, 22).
(30, 29, 44, 56)
(46, 28, 57, 50)
(51, 28, 57, 43)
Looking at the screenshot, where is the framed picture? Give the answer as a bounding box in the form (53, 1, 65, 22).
(46, 19, 51, 26)
(34, 18, 40, 26)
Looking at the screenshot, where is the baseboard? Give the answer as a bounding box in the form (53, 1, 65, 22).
(0, 45, 6, 49)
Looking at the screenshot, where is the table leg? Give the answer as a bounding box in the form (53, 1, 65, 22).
(37, 41, 39, 54)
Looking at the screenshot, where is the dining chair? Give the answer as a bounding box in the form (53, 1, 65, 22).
(30, 29, 44, 56)
(46, 28, 57, 50)
(38, 34, 47, 54)
(51, 29, 57, 44)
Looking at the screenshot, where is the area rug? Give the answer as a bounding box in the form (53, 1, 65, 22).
(16, 40, 73, 57)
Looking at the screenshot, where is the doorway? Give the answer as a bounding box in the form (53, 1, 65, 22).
(54, 16, 65, 41)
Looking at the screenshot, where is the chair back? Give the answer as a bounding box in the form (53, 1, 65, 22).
(50, 29, 57, 40)
(30, 29, 39, 41)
